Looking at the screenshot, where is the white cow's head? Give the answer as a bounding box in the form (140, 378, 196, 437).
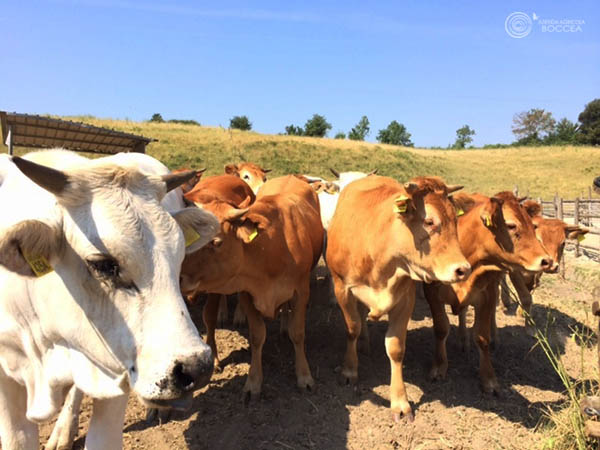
(0, 156, 219, 420)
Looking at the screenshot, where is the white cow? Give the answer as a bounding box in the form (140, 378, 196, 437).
(0, 149, 219, 450)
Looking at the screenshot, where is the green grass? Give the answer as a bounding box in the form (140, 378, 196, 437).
(3, 116, 599, 199)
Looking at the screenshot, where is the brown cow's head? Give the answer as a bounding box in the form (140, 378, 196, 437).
(532, 216, 588, 273)
(460, 192, 552, 273)
(179, 197, 261, 295)
(390, 176, 471, 283)
(224, 162, 270, 195)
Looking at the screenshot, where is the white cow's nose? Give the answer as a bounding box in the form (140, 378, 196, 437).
(171, 352, 214, 393)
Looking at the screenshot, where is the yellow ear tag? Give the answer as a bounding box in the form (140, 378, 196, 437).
(248, 228, 258, 242)
(183, 227, 201, 247)
(456, 208, 465, 217)
(483, 215, 492, 227)
(395, 195, 409, 202)
(23, 253, 53, 277)
(577, 234, 585, 242)
(393, 204, 407, 214)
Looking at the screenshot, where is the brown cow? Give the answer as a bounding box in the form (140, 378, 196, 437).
(326, 175, 471, 421)
(180, 175, 323, 398)
(423, 192, 552, 394)
(225, 162, 271, 194)
(500, 200, 588, 331)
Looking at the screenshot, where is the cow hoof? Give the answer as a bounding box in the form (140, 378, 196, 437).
(336, 367, 358, 386)
(482, 379, 500, 396)
(428, 365, 447, 381)
(392, 411, 414, 423)
(145, 408, 158, 423)
(242, 389, 261, 404)
(45, 422, 78, 450)
(297, 375, 315, 392)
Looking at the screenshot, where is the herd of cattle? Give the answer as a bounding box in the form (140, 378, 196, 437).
(0, 149, 589, 449)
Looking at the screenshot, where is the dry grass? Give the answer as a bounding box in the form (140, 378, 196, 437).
(2, 116, 599, 198)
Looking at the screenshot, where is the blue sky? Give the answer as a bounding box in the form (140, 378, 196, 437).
(2, 1, 598, 147)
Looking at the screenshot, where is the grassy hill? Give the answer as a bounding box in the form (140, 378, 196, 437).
(3, 116, 599, 199)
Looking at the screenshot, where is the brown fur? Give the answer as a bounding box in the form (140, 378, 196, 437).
(180, 175, 323, 396)
(325, 175, 470, 420)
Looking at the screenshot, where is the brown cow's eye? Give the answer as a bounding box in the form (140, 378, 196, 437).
(424, 218, 435, 227)
(506, 222, 517, 231)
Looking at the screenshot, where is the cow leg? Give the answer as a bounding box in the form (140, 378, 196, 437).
(203, 293, 222, 369)
(233, 295, 247, 327)
(45, 386, 83, 450)
(239, 291, 266, 400)
(288, 284, 314, 391)
(0, 371, 38, 450)
(427, 297, 450, 381)
(334, 276, 361, 385)
(385, 283, 416, 422)
(473, 282, 500, 394)
(357, 302, 370, 355)
(457, 307, 470, 352)
(499, 274, 513, 311)
(217, 294, 228, 327)
(510, 272, 534, 334)
(84, 394, 128, 450)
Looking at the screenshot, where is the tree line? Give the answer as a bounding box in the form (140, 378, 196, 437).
(148, 98, 600, 148)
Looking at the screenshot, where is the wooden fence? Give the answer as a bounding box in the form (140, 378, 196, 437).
(514, 185, 600, 259)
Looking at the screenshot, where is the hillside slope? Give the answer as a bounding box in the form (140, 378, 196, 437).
(4, 116, 598, 198)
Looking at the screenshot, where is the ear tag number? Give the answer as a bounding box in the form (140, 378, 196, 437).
(23, 253, 53, 277)
(456, 208, 465, 217)
(393, 204, 407, 213)
(248, 228, 259, 242)
(183, 227, 201, 247)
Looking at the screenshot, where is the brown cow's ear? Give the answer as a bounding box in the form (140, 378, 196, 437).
(566, 225, 589, 240)
(238, 195, 253, 209)
(172, 207, 220, 254)
(403, 182, 418, 195)
(224, 164, 238, 175)
(235, 220, 260, 244)
(522, 200, 542, 218)
(446, 184, 463, 194)
(0, 220, 64, 277)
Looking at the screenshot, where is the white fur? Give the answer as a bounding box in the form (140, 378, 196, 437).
(0, 150, 217, 449)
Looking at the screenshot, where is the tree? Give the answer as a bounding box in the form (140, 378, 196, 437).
(453, 125, 476, 149)
(334, 131, 346, 139)
(511, 108, 556, 142)
(578, 99, 600, 145)
(348, 116, 370, 141)
(149, 113, 164, 123)
(303, 114, 332, 138)
(545, 118, 578, 145)
(377, 121, 414, 147)
(229, 115, 252, 131)
(285, 124, 304, 136)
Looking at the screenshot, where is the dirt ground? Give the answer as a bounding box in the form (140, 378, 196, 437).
(37, 252, 600, 450)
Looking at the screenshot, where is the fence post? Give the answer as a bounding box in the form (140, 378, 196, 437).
(554, 193, 558, 218)
(537, 197, 542, 216)
(574, 197, 580, 257)
(589, 187, 593, 227)
(558, 196, 564, 221)
(513, 185, 519, 198)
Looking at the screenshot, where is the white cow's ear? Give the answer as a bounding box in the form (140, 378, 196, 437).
(172, 207, 220, 254)
(0, 220, 64, 277)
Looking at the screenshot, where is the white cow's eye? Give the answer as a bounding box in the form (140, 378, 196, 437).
(89, 258, 120, 278)
(243, 174, 250, 180)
